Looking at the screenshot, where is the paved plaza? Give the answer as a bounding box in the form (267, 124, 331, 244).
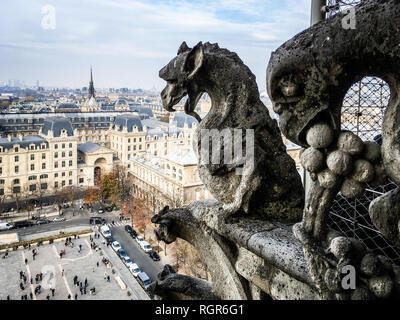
(0, 235, 149, 300)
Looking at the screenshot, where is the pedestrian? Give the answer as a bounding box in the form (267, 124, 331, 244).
(46, 294, 50, 300)
(80, 287, 83, 295)
(84, 287, 86, 295)
(23, 276, 27, 285)
(61, 269, 64, 277)
(32, 253, 35, 261)
(20, 282, 24, 290)
(74, 293, 78, 300)
(20, 271, 23, 279)
(39, 272, 43, 281)
(67, 294, 71, 300)
(84, 278, 87, 286)
(24, 294, 27, 300)
(73, 276, 77, 285)
(6, 295, 10, 300)
(29, 292, 33, 300)
(96, 261, 99, 267)
(51, 288, 55, 297)
(24, 258, 28, 265)
(107, 275, 110, 282)
(104, 272, 107, 280)
(79, 244, 82, 251)
(92, 267, 94, 272)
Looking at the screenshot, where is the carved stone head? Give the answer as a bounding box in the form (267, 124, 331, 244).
(159, 41, 204, 117)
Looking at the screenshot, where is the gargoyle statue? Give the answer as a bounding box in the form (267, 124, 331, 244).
(267, 0, 400, 299)
(159, 41, 304, 222)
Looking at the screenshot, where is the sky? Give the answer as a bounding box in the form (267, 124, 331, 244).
(0, 0, 311, 91)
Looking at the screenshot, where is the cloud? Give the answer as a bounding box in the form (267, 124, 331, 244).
(0, 0, 311, 89)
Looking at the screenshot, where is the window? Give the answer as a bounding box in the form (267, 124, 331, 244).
(69, 151, 72, 157)
(41, 183, 47, 190)
(15, 147, 19, 152)
(42, 163, 46, 169)
(14, 156, 19, 162)
(54, 182, 58, 188)
(54, 162, 58, 168)
(42, 153, 46, 159)
(69, 143, 72, 148)
(62, 161, 65, 168)
(128, 146, 131, 151)
(62, 180, 65, 187)
(55, 144, 58, 149)
(30, 164, 35, 171)
(0, 157, 2, 163)
(13, 186, 20, 194)
(139, 145, 142, 150)
(0, 168, 2, 175)
(69, 160, 72, 167)
(13, 179, 20, 185)
(15, 166, 19, 173)
(0, 189, 4, 196)
(55, 152, 58, 158)
(62, 172, 65, 177)
(62, 152, 65, 157)
(69, 171, 72, 176)
(54, 173, 58, 178)
(0, 179, 4, 184)
(30, 154, 34, 160)
(69, 179, 72, 185)
(79, 178, 84, 183)
(28, 176, 37, 181)
(62, 143, 65, 148)
(40, 174, 48, 179)
(29, 184, 36, 192)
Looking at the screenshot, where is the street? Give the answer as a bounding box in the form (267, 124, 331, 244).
(1, 204, 164, 283)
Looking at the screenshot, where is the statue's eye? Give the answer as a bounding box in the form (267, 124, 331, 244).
(280, 81, 299, 97)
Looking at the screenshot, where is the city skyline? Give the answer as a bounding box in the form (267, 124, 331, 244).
(0, 0, 310, 90)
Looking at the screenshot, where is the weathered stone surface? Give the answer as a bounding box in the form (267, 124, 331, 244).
(369, 188, 400, 247)
(317, 169, 341, 189)
(341, 178, 365, 199)
(328, 237, 352, 260)
(350, 159, 375, 183)
(360, 254, 384, 277)
(306, 122, 334, 149)
(160, 42, 304, 222)
(300, 147, 325, 173)
(326, 151, 353, 176)
(363, 141, 381, 164)
(337, 131, 364, 156)
(368, 274, 394, 299)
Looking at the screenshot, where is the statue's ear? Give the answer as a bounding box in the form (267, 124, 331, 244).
(183, 42, 204, 79)
(177, 41, 190, 55)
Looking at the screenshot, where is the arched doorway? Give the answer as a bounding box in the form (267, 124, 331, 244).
(94, 167, 101, 185)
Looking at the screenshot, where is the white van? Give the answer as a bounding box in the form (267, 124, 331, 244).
(139, 241, 152, 253)
(100, 225, 112, 237)
(0, 223, 13, 231)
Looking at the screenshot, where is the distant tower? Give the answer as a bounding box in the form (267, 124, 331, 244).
(88, 66, 95, 98)
(81, 66, 99, 112)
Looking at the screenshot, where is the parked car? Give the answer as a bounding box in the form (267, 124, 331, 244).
(129, 229, 137, 238)
(98, 208, 104, 214)
(136, 236, 144, 244)
(36, 219, 51, 225)
(125, 225, 133, 234)
(139, 241, 152, 253)
(89, 217, 106, 225)
(129, 264, 141, 277)
(53, 217, 66, 222)
(137, 272, 151, 290)
(13, 221, 34, 229)
(105, 236, 114, 244)
(0, 222, 14, 231)
(111, 241, 121, 252)
(122, 256, 133, 268)
(118, 248, 128, 258)
(105, 206, 113, 212)
(100, 225, 112, 237)
(148, 250, 160, 261)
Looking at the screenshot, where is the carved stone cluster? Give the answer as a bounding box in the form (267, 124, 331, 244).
(324, 232, 398, 299)
(300, 124, 388, 198)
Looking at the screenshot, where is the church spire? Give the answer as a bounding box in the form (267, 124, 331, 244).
(89, 66, 95, 98)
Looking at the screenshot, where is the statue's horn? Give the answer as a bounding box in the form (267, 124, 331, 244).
(177, 41, 191, 55)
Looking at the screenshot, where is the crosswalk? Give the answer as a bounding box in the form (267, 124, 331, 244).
(105, 221, 128, 228)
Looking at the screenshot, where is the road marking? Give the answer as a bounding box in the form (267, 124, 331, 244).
(22, 251, 37, 300)
(57, 263, 73, 299)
